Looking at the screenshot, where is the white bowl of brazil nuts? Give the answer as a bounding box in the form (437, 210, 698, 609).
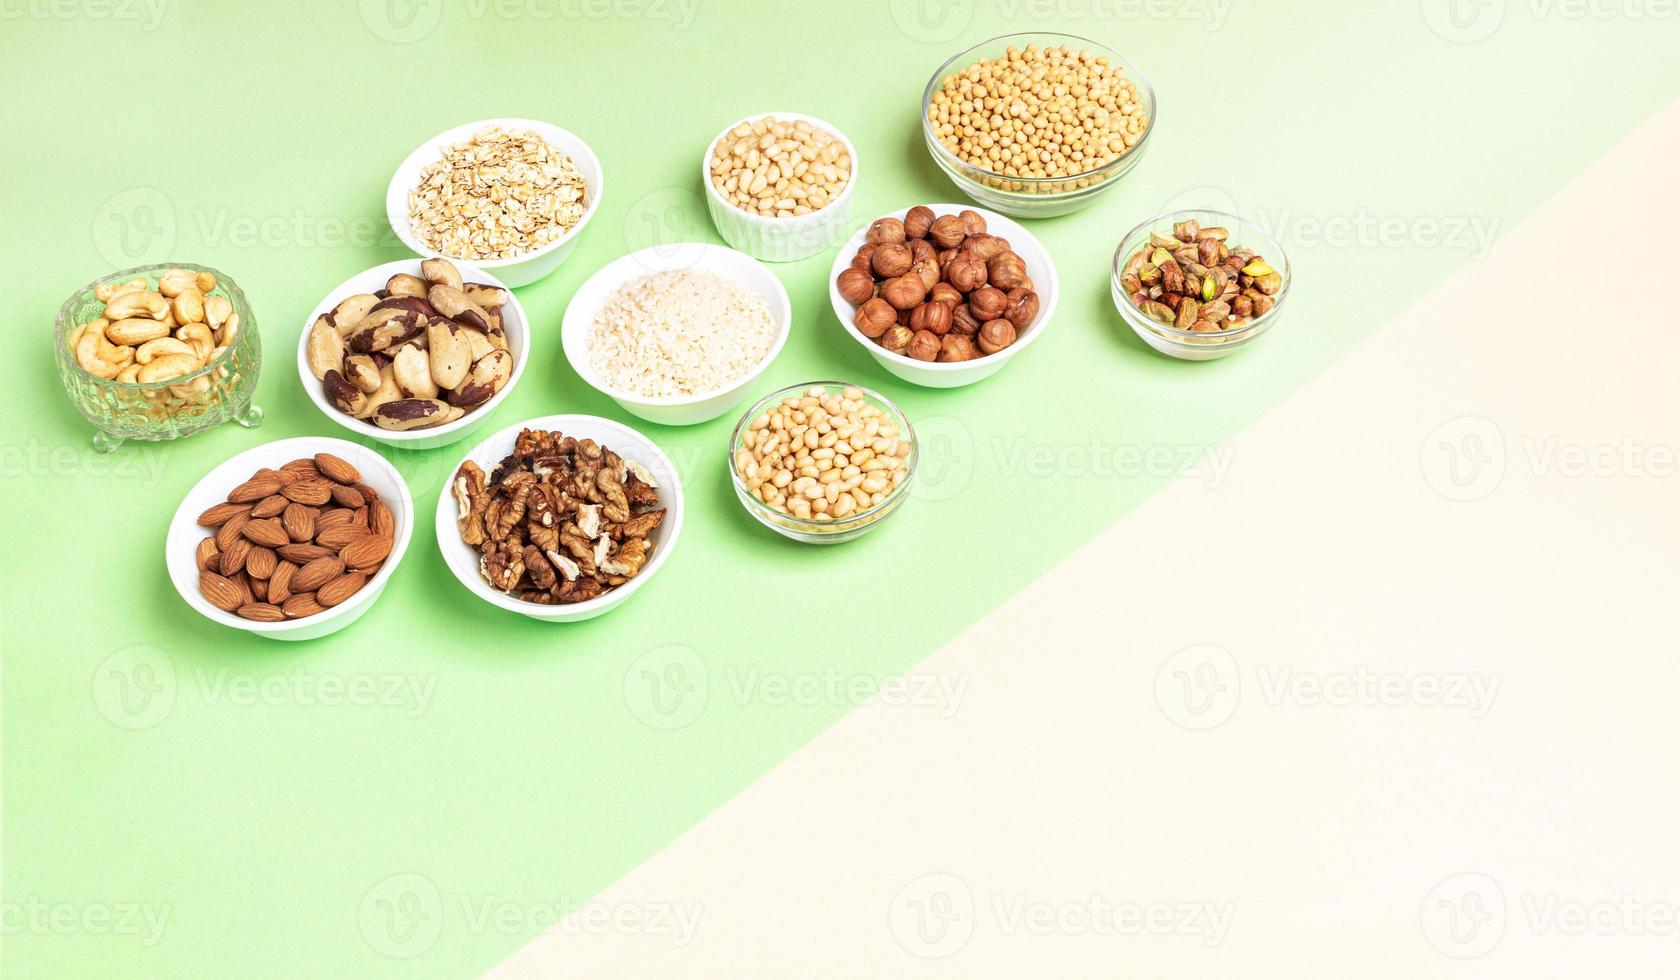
(830, 204, 1058, 389)
(298, 258, 530, 451)
(561, 243, 791, 426)
(166, 438, 414, 642)
(386, 118, 603, 288)
(702, 112, 858, 263)
(435, 415, 684, 623)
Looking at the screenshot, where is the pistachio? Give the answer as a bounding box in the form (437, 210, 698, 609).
(1123, 222, 1281, 336)
(1241, 260, 1274, 277)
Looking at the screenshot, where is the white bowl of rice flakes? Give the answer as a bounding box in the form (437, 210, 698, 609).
(387, 118, 603, 288)
(561, 243, 792, 426)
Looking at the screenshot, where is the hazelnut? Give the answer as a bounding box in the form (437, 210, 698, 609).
(851, 242, 878, 272)
(939, 333, 980, 362)
(944, 253, 987, 293)
(879, 325, 914, 355)
(987, 251, 1029, 290)
(950, 304, 982, 336)
(908, 238, 936, 264)
(836, 268, 875, 305)
(904, 205, 936, 240)
(909, 300, 954, 337)
(962, 234, 1009, 261)
(959, 209, 987, 236)
(854, 297, 896, 338)
(1004, 288, 1039, 329)
(968, 285, 1008, 321)
(906, 329, 941, 362)
(929, 214, 966, 249)
(929, 282, 963, 307)
(977, 319, 1017, 355)
(871, 242, 913, 279)
(867, 217, 906, 244)
(913, 257, 941, 292)
(937, 247, 960, 269)
(879, 274, 927, 311)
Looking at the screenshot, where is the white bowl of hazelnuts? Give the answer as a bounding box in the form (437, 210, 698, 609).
(829, 204, 1058, 389)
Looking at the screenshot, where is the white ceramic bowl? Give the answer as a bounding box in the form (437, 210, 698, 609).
(830, 204, 1059, 388)
(386, 117, 603, 287)
(435, 415, 684, 622)
(701, 111, 858, 263)
(166, 437, 414, 641)
(561, 243, 791, 426)
(299, 258, 530, 450)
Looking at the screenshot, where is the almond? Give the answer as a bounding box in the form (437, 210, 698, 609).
(282, 503, 318, 542)
(316, 524, 371, 550)
(278, 542, 334, 563)
(330, 484, 365, 508)
(351, 506, 369, 528)
(240, 518, 290, 548)
(199, 571, 242, 611)
(228, 475, 283, 503)
(339, 534, 392, 570)
(317, 508, 353, 531)
(317, 571, 368, 607)
(196, 501, 250, 528)
(291, 556, 345, 592)
(215, 511, 252, 550)
(220, 537, 252, 576)
(250, 576, 269, 602)
(245, 545, 277, 580)
(353, 483, 380, 505)
(280, 478, 333, 506)
(204, 553, 221, 574)
(281, 458, 323, 481)
(281, 593, 327, 618)
(369, 499, 395, 538)
(269, 560, 297, 604)
(250, 493, 289, 518)
(315, 452, 361, 485)
(233, 571, 256, 605)
(236, 602, 285, 622)
(195, 536, 218, 572)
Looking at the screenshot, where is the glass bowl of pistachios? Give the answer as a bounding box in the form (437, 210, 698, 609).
(1112, 209, 1291, 361)
(54, 263, 264, 452)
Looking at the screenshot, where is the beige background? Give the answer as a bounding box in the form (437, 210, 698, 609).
(485, 105, 1680, 978)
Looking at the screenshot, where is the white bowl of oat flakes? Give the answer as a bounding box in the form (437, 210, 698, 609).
(561, 244, 791, 426)
(387, 118, 602, 288)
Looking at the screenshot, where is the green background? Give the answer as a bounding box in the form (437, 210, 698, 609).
(2, 0, 1673, 975)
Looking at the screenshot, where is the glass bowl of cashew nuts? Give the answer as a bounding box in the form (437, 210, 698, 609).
(54, 263, 264, 452)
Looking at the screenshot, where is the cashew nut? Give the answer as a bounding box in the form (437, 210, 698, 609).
(204, 294, 233, 329)
(177, 322, 215, 360)
(116, 363, 143, 384)
(217, 312, 240, 347)
(172, 287, 205, 325)
(137, 352, 200, 384)
(74, 330, 121, 379)
(104, 290, 169, 322)
(136, 337, 195, 364)
(94, 277, 146, 303)
(107, 317, 169, 346)
(158, 268, 198, 297)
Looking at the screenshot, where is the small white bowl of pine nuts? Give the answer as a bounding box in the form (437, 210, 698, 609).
(729, 382, 916, 544)
(702, 113, 859, 263)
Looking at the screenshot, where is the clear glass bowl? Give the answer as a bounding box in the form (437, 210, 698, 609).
(1112, 209, 1291, 361)
(921, 33, 1157, 218)
(54, 263, 263, 451)
(729, 382, 917, 545)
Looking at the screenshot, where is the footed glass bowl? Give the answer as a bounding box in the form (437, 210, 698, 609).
(54, 263, 263, 452)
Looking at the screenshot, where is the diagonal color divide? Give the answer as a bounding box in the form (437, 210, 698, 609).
(485, 102, 1680, 978)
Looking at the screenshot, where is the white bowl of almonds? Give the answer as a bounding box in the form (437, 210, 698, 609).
(298, 256, 529, 450)
(166, 438, 414, 641)
(387, 118, 602, 287)
(702, 112, 857, 263)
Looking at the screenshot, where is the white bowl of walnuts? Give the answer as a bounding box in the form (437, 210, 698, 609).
(829, 204, 1058, 389)
(298, 257, 529, 450)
